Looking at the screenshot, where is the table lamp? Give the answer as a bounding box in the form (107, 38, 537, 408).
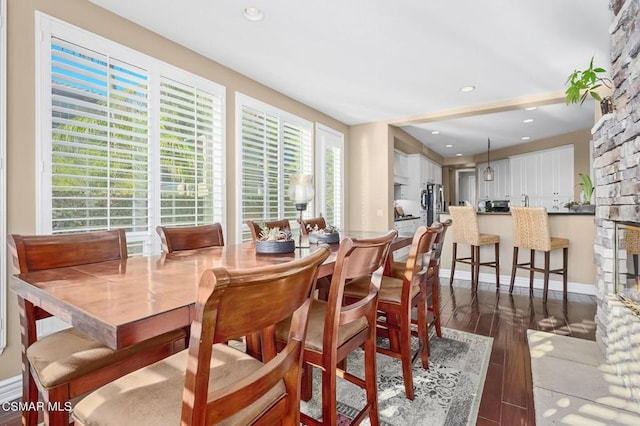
(288, 174, 314, 248)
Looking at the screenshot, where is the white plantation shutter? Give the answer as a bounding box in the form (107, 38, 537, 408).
(50, 38, 150, 250)
(238, 95, 313, 242)
(316, 124, 344, 229)
(159, 77, 224, 228)
(39, 15, 225, 255)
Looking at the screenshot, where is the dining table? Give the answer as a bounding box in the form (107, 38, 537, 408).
(10, 231, 412, 353)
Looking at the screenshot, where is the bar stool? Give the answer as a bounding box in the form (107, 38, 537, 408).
(509, 207, 569, 303)
(448, 206, 500, 291)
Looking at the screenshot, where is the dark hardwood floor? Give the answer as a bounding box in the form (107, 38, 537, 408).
(0, 280, 597, 426)
(441, 280, 597, 426)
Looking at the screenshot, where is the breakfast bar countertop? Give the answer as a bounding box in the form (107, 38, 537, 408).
(476, 211, 595, 216)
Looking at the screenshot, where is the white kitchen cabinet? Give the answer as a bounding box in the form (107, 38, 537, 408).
(477, 159, 510, 201)
(394, 150, 409, 184)
(510, 145, 573, 208)
(510, 154, 540, 205)
(393, 219, 419, 260)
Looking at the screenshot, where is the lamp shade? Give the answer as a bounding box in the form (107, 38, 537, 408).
(288, 174, 315, 204)
(483, 137, 494, 181)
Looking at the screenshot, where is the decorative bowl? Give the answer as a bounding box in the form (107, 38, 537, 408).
(308, 232, 340, 244)
(255, 239, 296, 254)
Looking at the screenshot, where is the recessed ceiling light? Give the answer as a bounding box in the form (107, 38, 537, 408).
(459, 85, 475, 93)
(243, 7, 264, 21)
(521, 136, 531, 140)
(525, 106, 537, 111)
(431, 131, 440, 135)
(456, 153, 463, 157)
(523, 118, 534, 123)
(445, 144, 453, 148)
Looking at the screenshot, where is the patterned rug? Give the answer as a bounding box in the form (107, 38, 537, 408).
(301, 328, 493, 425)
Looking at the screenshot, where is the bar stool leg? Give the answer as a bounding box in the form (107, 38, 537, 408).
(474, 245, 481, 291)
(470, 245, 477, 292)
(509, 246, 519, 293)
(529, 249, 536, 294)
(449, 243, 458, 286)
(494, 242, 500, 289)
(543, 251, 550, 303)
(563, 247, 569, 300)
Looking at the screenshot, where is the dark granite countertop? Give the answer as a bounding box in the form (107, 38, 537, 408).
(394, 215, 421, 222)
(470, 211, 595, 216)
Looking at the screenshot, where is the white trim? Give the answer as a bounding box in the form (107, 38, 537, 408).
(234, 92, 314, 242)
(315, 123, 345, 229)
(440, 269, 597, 296)
(0, 0, 7, 355)
(0, 375, 21, 404)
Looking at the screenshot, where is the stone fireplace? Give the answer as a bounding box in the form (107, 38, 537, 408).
(593, 0, 640, 405)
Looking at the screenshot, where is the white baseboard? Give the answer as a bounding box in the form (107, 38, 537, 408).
(439, 269, 597, 296)
(0, 374, 21, 404)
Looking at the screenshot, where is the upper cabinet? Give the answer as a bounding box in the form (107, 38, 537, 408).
(394, 150, 409, 185)
(509, 145, 574, 209)
(477, 159, 510, 201)
(407, 154, 442, 194)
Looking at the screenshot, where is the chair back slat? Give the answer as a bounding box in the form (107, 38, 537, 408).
(156, 223, 224, 253)
(246, 219, 292, 242)
(298, 217, 327, 235)
(9, 229, 127, 273)
(328, 230, 397, 330)
(429, 219, 452, 269)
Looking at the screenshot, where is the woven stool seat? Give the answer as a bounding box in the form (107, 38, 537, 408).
(448, 206, 500, 291)
(509, 207, 569, 302)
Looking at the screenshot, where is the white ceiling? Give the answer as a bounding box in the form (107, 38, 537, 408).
(89, 0, 612, 158)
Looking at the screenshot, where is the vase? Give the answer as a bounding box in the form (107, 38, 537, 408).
(600, 96, 613, 114)
(255, 239, 296, 254)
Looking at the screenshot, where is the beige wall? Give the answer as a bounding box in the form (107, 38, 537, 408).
(348, 122, 393, 231)
(1, 0, 348, 380)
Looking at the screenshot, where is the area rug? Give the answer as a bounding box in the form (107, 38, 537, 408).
(301, 328, 493, 425)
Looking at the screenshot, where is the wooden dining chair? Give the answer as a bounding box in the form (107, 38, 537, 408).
(72, 247, 331, 426)
(276, 230, 397, 425)
(344, 224, 441, 400)
(246, 219, 292, 242)
(387, 219, 452, 339)
(156, 223, 224, 253)
(297, 216, 327, 235)
(8, 229, 187, 426)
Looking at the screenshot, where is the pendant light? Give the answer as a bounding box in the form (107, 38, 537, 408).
(483, 138, 495, 181)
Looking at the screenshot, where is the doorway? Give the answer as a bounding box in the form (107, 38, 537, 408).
(455, 168, 476, 207)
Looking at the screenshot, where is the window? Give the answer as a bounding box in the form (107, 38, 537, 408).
(316, 124, 344, 229)
(36, 14, 225, 255)
(236, 94, 313, 241)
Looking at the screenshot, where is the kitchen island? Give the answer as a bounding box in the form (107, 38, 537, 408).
(438, 211, 597, 294)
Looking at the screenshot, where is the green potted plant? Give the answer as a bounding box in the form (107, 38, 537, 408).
(255, 226, 295, 253)
(565, 57, 613, 114)
(565, 174, 595, 213)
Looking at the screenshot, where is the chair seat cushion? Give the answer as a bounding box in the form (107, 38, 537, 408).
(478, 233, 500, 245)
(344, 276, 420, 305)
(276, 300, 368, 353)
(27, 327, 185, 389)
(72, 344, 285, 426)
(550, 237, 570, 250)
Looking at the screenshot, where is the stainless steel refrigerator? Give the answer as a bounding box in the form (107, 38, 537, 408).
(421, 183, 444, 226)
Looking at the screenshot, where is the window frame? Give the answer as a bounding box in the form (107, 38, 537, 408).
(235, 92, 314, 242)
(35, 13, 226, 255)
(315, 123, 345, 230)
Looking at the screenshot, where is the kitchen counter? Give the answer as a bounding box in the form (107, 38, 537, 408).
(394, 215, 421, 222)
(476, 211, 595, 216)
(438, 211, 596, 293)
